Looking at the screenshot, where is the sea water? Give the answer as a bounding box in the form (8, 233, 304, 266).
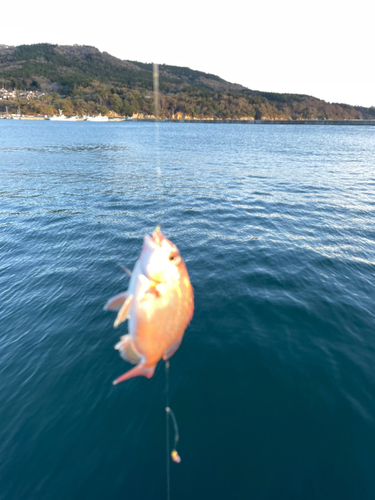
(0, 121, 374, 499)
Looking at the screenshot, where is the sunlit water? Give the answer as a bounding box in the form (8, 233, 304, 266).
(0, 121, 374, 500)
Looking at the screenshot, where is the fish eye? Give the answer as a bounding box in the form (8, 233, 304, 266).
(169, 253, 181, 264)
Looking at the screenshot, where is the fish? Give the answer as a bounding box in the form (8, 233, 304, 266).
(105, 227, 194, 384)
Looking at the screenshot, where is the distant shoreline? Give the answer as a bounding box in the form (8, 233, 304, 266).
(1, 117, 375, 125)
(135, 119, 375, 126)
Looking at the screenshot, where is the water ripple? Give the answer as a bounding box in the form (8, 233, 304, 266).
(0, 122, 375, 500)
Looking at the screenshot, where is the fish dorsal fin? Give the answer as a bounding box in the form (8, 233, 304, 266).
(118, 264, 132, 277)
(114, 295, 134, 328)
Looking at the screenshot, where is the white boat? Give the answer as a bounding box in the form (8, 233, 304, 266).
(47, 109, 77, 121)
(47, 115, 77, 121)
(85, 115, 109, 122)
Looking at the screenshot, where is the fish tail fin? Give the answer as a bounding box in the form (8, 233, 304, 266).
(112, 363, 156, 385)
(115, 334, 141, 364)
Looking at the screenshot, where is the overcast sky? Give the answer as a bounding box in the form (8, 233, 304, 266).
(2, 0, 373, 108)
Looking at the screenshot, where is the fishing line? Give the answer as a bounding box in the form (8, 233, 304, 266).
(165, 361, 181, 500)
(153, 63, 163, 214)
(153, 63, 159, 122)
(167, 407, 180, 458)
(154, 64, 181, 498)
(165, 361, 170, 500)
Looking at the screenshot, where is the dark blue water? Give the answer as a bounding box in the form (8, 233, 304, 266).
(1, 121, 374, 500)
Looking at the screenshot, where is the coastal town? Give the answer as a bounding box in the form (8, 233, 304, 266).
(0, 87, 44, 101)
(0, 88, 123, 120)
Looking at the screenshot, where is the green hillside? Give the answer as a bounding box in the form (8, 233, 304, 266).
(1, 43, 374, 120)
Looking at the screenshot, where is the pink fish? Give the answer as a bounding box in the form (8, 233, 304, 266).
(105, 228, 194, 384)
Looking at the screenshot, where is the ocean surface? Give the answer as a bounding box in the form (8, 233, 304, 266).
(0, 121, 374, 500)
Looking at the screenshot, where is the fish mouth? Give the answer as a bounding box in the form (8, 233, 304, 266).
(145, 231, 163, 249)
(152, 226, 163, 246)
(143, 234, 158, 252)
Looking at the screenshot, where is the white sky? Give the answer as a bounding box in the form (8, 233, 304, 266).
(2, 0, 374, 108)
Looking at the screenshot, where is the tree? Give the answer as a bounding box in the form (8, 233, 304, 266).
(98, 105, 108, 116)
(61, 98, 74, 115)
(108, 94, 122, 113)
(302, 106, 311, 119)
(121, 101, 134, 117)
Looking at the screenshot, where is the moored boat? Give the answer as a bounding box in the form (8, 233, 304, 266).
(85, 115, 109, 122)
(47, 115, 77, 121)
(46, 109, 77, 121)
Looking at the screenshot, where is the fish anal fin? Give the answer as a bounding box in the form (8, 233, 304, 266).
(163, 337, 182, 361)
(114, 295, 134, 328)
(104, 292, 128, 312)
(113, 364, 156, 385)
(115, 334, 141, 365)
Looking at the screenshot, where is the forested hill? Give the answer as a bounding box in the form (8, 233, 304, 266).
(1, 43, 374, 120)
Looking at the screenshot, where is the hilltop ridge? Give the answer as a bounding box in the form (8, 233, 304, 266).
(1, 43, 374, 120)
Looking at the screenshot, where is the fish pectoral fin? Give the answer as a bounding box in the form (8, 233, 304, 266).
(115, 334, 141, 365)
(163, 337, 183, 361)
(104, 292, 128, 312)
(113, 295, 134, 328)
(113, 363, 156, 385)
